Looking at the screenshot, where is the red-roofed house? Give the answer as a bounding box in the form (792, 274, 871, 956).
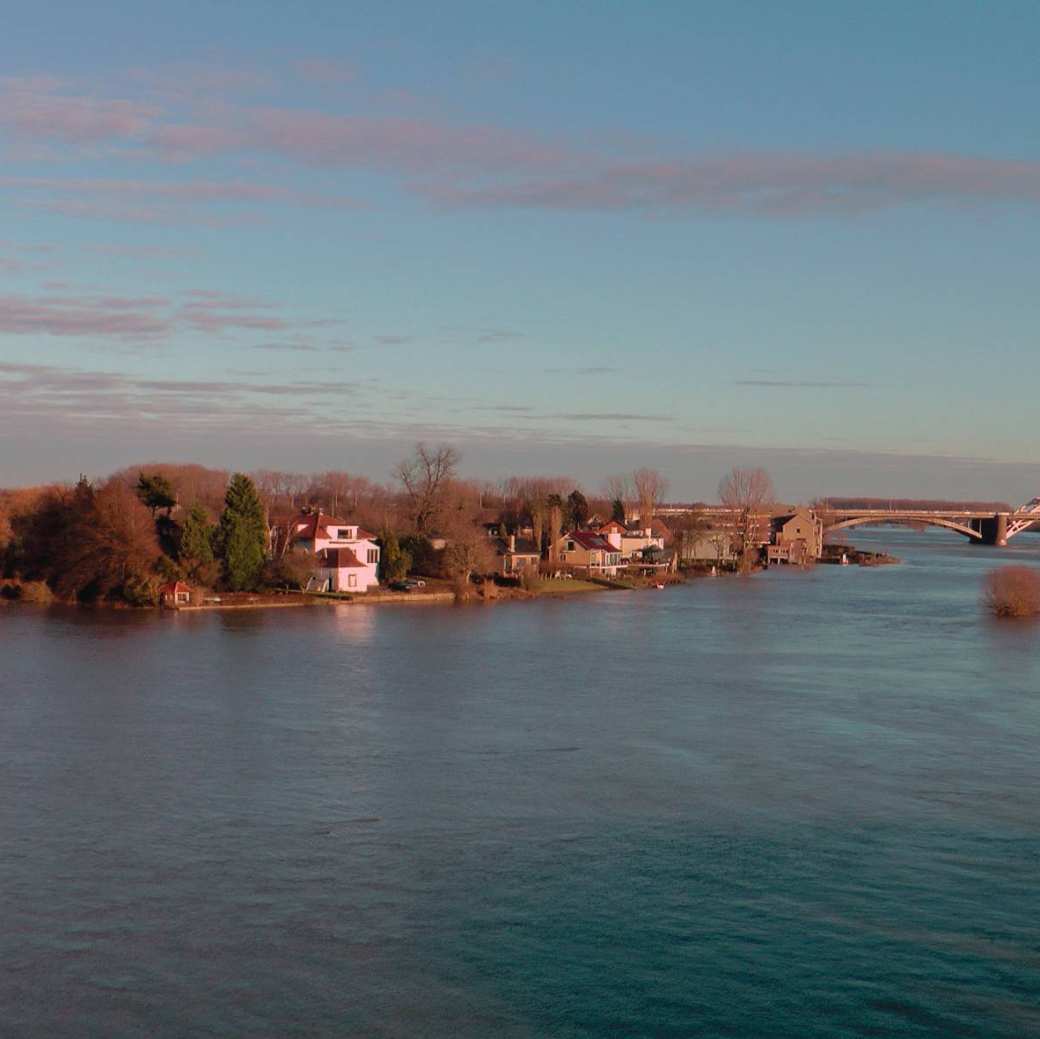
(596, 519, 627, 550)
(289, 510, 381, 592)
(159, 580, 191, 607)
(554, 530, 623, 576)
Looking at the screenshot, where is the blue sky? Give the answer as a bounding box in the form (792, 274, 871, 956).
(2, 1, 1039, 500)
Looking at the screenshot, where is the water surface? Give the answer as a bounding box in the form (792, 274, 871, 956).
(3, 530, 1040, 1037)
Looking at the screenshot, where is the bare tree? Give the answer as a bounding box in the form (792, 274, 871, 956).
(440, 508, 494, 582)
(530, 500, 545, 555)
(394, 443, 460, 533)
(603, 474, 633, 517)
(547, 501, 562, 563)
(718, 466, 775, 570)
(632, 467, 669, 527)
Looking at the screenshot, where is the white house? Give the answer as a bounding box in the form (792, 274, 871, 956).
(289, 510, 381, 592)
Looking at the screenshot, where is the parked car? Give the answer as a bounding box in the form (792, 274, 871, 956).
(390, 578, 427, 592)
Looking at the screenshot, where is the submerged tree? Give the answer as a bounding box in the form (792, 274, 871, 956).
(217, 474, 267, 591)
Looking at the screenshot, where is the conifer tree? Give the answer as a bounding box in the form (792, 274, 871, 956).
(179, 504, 215, 581)
(217, 474, 267, 590)
(136, 472, 177, 517)
(379, 529, 411, 583)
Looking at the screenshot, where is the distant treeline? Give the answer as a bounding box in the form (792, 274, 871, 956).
(817, 497, 1012, 512)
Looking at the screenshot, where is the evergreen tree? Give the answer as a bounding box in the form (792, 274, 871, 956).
(136, 472, 177, 517)
(379, 530, 411, 583)
(568, 489, 590, 529)
(611, 497, 626, 524)
(217, 474, 267, 590)
(179, 503, 215, 581)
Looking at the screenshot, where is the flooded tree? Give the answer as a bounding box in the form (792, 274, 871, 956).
(983, 566, 1040, 618)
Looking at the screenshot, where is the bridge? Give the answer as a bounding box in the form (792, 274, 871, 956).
(657, 498, 1040, 547)
(816, 498, 1040, 546)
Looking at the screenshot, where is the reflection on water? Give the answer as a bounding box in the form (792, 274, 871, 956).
(3, 528, 1040, 1037)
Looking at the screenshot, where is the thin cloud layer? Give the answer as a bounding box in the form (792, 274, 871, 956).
(428, 153, 1040, 216)
(0, 289, 339, 342)
(3, 70, 1039, 220)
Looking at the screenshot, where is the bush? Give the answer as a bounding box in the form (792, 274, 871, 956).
(983, 566, 1040, 618)
(17, 580, 54, 604)
(263, 553, 317, 591)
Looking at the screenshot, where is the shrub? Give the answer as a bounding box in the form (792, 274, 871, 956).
(19, 581, 54, 604)
(983, 566, 1040, 618)
(263, 553, 317, 591)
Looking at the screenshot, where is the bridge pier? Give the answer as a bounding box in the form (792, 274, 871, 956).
(976, 513, 1008, 547)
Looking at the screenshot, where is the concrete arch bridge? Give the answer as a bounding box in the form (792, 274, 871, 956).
(817, 499, 1040, 546)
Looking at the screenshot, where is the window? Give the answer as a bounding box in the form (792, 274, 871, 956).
(367, 549, 378, 564)
(348, 574, 357, 588)
(567, 541, 575, 551)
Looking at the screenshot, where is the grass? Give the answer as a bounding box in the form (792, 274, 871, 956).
(532, 577, 603, 595)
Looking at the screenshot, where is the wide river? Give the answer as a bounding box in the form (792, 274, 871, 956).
(3, 529, 1040, 1037)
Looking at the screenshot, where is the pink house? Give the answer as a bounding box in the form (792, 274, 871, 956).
(289, 511, 381, 593)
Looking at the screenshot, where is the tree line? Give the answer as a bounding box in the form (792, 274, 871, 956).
(0, 445, 775, 603)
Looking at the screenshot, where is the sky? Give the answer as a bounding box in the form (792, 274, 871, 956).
(2, 1, 1039, 500)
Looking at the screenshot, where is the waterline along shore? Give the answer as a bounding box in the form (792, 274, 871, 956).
(2, 459, 929, 613)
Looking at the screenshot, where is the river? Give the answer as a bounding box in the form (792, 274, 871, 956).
(3, 529, 1040, 1037)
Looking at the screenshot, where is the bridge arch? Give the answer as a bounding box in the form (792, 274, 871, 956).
(823, 515, 983, 541)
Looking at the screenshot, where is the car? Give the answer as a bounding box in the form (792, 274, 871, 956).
(390, 578, 427, 592)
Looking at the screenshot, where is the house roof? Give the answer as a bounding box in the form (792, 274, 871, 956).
(597, 520, 626, 534)
(319, 546, 366, 568)
(565, 530, 618, 552)
(773, 508, 815, 526)
(290, 511, 375, 543)
(159, 580, 190, 594)
(492, 536, 540, 557)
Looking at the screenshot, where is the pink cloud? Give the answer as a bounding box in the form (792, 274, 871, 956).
(425, 153, 1040, 215)
(0, 288, 338, 342)
(293, 58, 358, 87)
(0, 77, 156, 144)
(0, 294, 170, 339)
(4, 71, 1039, 222)
(241, 108, 571, 171)
(4, 174, 354, 226)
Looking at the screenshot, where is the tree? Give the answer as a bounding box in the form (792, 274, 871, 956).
(603, 474, 633, 516)
(263, 552, 318, 591)
(135, 472, 177, 517)
(178, 504, 217, 583)
(440, 517, 495, 582)
(54, 480, 160, 602)
(531, 500, 546, 555)
(379, 529, 411, 583)
(568, 489, 590, 529)
(632, 467, 668, 526)
(611, 497, 626, 524)
(718, 466, 775, 570)
(547, 501, 563, 563)
(217, 474, 267, 591)
(395, 442, 460, 533)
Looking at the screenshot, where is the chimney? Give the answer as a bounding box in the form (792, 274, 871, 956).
(508, 533, 516, 552)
